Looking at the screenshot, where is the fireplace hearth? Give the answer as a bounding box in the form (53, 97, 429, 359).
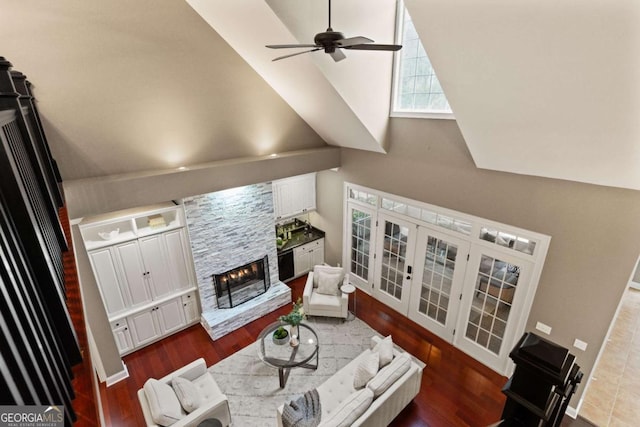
(212, 255, 270, 309)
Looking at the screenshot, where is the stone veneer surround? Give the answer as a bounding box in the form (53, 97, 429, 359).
(183, 183, 290, 339)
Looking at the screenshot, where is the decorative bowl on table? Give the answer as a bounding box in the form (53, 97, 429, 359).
(272, 326, 289, 345)
(98, 228, 120, 240)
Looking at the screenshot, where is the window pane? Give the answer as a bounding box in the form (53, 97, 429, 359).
(393, 3, 452, 115)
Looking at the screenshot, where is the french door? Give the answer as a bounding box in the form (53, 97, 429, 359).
(372, 214, 417, 314)
(344, 183, 549, 375)
(346, 203, 377, 290)
(455, 249, 533, 372)
(408, 228, 470, 342)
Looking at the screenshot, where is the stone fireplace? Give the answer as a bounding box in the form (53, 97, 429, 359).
(183, 183, 291, 340)
(213, 255, 270, 309)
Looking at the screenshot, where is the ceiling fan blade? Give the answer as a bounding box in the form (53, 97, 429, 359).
(266, 44, 319, 49)
(329, 49, 346, 62)
(272, 48, 321, 62)
(343, 43, 402, 51)
(336, 36, 374, 48)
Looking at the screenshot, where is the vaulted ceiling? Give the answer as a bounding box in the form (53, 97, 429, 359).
(1, 0, 638, 191)
(189, 0, 640, 191)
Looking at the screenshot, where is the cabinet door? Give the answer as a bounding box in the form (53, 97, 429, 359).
(296, 173, 316, 213)
(113, 241, 152, 307)
(273, 180, 296, 220)
(293, 245, 311, 277)
(182, 293, 199, 324)
(156, 298, 186, 335)
(128, 309, 161, 347)
(89, 248, 127, 315)
(163, 229, 192, 291)
(139, 234, 174, 298)
(111, 320, 133, 354)
(308, 238, 325, 267)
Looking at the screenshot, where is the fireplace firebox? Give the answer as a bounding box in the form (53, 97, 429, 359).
(212, 255, 270, 309)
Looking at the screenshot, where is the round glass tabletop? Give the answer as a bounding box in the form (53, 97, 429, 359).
(257, 321, 319, 369)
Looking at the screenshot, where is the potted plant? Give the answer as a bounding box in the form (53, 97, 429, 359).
(272, 326, 289, 345)
(279, 297, 306, 338)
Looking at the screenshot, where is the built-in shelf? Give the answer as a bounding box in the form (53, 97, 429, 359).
(80, 203, 185, 250)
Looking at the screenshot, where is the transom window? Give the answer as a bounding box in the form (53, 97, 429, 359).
(391, 1, 453, 118)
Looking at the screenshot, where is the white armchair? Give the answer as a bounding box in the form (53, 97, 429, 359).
(303, 265, 349, 319)
(138, 358, 231, 427)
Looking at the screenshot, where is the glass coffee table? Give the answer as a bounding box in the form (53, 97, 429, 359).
(257, 321, 319, 388)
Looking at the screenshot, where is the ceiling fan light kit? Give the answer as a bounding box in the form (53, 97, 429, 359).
(266, 0, 402, 62)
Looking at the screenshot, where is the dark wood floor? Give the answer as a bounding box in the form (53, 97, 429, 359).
(94, 275, 595, 426)
(98, 276, 507, 426)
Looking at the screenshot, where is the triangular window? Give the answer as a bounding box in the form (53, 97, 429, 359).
(391, 1, 453, 118)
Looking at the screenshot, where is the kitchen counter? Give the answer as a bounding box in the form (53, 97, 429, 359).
(277, 226, 325, 253)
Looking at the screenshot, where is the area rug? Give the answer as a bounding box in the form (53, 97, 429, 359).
(208, 317, 380, 426)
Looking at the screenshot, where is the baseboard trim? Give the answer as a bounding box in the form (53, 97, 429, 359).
(106, 363, 129, 387)
(565, 403, 579, 419)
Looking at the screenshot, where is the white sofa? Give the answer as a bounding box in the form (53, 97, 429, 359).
(277, 336, 424, 427)
(138, 358, 231, 427)
(303, 267, 349, 319)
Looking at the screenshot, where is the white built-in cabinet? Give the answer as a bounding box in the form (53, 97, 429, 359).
(293, 238, 325, 277)
(80, 203, 200, 356)
(273, 173, 316, 220)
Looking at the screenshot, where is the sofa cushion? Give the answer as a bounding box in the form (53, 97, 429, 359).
(373, 335, 394, 368)
(367, 353, 412, 398)
(353, 351, 379, 389)
(143, 378, 184, 426)
(313, 265, 344, 290)
(171, 376, 201, 413)
(319, 387, 374, 427)
(309, 291, 342, 310)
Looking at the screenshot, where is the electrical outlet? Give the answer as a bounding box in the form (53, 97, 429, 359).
(573, 339, 588, 351)
(535, 321, 552, 335)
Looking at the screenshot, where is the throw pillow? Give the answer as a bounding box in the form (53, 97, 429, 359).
(313, 265, 344, 288)
(353, 351, 379, 389)
(316, 269, 343, 296)
(143, 378, 183, 426)
(373, 335, 394, 368)
(367, 353, 412, 398)
(171, 376, 201, 413)
(281, 389, 321, 427)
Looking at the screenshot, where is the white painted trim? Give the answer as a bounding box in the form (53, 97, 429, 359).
(390, 111, 456, 120)
(87, 328, 106, 383)
(106, 363, 129, 387)
(565, 403, 579, 419)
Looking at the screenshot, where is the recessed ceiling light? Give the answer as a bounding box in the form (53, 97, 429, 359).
(269, 153, 278, 158)
(177, 166, 188, 171)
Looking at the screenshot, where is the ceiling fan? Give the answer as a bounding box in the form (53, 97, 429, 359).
(266, 0, 402, 62)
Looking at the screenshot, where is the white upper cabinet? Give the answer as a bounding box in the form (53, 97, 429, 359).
(273, 173, 316, 220)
